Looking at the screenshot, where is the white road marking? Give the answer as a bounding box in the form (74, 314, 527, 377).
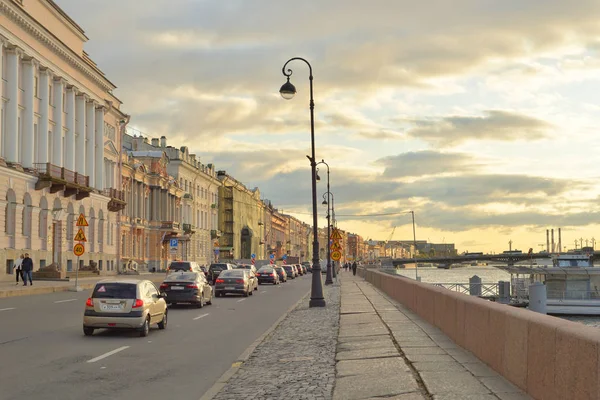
(87, 346, 130, 363)
(193, 313, 209, 320)
(54, 299, 77, 303)
(100, 367, 106, 369)
(260, 291, 267, 294)
(237, 298, 247, 303)
(0, 308, 15, 312)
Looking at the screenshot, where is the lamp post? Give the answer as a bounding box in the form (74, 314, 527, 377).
(321, 190, 337, 282)
(280, 57, 325, 307)
(317, 159, 334, 284)
(409, 211, 419, 281)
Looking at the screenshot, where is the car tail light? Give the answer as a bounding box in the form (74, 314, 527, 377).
(132, 299, 144, 308)
(159, 283, 168, 290)
(186, 284, 199, 289)
(235, 279, 244, 284)
(215, 279, 225, 284)
(255, 273, 261, 276)
(85, 298, 93, 307)
(270, 273, 275, 277)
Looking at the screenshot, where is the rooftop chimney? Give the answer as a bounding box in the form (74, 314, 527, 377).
(551, 229, 555, 253)
(546, 230, 550, 253)
(160, 136, 167, 148)
(558, 228, 562, 254)
(151, 138, 159, 147)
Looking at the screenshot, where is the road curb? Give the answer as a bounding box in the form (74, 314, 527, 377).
(198, 289, 311, 400)
(0, 277, 164, 298)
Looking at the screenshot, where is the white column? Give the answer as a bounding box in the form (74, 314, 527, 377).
(75, 93, 86, 173)
(85, 100, 95, 186)
(94, 106, 104, 190)
(21, 58, 35, 169)
(64, 86, 75, 171)
(52, 78, 64, 166)
(38, 68, 50, 164)
(5, 47, 20, 163)
(0, 41, 4, 159)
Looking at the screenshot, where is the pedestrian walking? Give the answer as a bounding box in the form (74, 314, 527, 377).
(21, 253, 33, 286)
(13, 254, 24, 285)
(352, 261, 357, 276)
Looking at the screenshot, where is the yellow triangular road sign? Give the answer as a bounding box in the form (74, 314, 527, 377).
(331, 241, 342, 251)
(74, 228, 87, 242)
(76, 213, 88, 227)
(331, 228, 343, 240)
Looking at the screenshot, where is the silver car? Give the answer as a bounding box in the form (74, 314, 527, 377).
(83, 279, 168, 337)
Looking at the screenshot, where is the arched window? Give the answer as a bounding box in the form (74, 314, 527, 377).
(22, 193, 32, 236)
(5, 189, 16, 235)
(98, 210, 104, 245)
(89, 208, 95, 252)
(39, 197, 48, 238)
(66, 202, 74, 240)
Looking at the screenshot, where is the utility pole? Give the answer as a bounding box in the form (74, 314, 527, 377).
(509, 239, 513, 252)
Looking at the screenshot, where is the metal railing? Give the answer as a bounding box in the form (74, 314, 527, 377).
(103, 188, 125, 201)
(547, 290, 600, 300)
(161, 221, 180, 230)
(34, 162, 89, 187)
(433, 282, 500, 297)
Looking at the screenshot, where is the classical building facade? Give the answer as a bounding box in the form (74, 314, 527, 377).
(0, 0, 127, 280)
(217, 171, 264, 261)
(122, 134, 220, 269)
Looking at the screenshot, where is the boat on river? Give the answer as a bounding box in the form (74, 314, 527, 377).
(493, 253, 600, 315)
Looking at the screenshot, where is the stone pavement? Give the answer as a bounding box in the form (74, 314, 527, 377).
(336, 272, 532, 400)
(211, 281, 340, 400)
(0, 272, 162, 298)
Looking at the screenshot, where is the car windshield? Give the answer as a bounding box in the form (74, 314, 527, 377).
(258, 268, 273, 273)
(220, 270, 244, 277)
(237, 265, 252, 269)
(169, 262, 191, 270)
(92, 283, 137, 299)
(165, 272, 197, 281)
(210, 264, 228, 271)
(283, 266, 292, 270)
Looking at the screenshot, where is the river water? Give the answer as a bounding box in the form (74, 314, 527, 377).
(391, 264, 600, 328)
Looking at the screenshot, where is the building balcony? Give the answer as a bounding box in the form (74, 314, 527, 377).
(211, 229, 221, 239)
(183, 223, 195, 234)
(104, 188, 126, 212)
(34, 163, 92, 200)
(183, 193, 194, 201)
(161, 221, 180, 232)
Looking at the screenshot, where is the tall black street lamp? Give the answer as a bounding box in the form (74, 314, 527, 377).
(321, 190, 337, 282)
(316, 159, 333, 284)
(280, 57, 325, 307)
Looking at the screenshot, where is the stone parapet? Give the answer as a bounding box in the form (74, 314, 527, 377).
(360, 268, 599, 400)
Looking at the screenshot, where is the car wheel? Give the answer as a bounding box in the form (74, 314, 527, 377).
(249, 288, 254, 296)
(206, 290, 213, 305)
(243, 289, 249, 297)
(197, 295, 204, 308)
(139, 316, 150, 337)
(83, 326, 94, 336)
(258, 282, 262, 285)
(254, 285, 258, 291)
(158, 311, 168, 330)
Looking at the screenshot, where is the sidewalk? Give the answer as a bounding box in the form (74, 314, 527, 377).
(0, 272, 163, 298)
(336, 273, 531, 400)
(205, 272, 532, 400)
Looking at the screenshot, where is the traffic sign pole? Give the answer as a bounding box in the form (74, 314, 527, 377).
(71, 214, 88, 292)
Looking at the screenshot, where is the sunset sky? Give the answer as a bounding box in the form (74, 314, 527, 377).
(58, 0, 600, 253)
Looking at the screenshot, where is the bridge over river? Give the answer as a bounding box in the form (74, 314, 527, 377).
(391, 251, 600, 267)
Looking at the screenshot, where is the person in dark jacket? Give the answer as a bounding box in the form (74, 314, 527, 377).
(352, 262, 357, 276)
(21, 253, 33, 286)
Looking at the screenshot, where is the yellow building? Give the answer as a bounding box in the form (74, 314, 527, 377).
(217, 171, 264, 261)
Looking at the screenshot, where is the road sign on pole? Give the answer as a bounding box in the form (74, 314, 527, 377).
(76, 214, 88, 227)
(74, 228, 87, 242)
(331, 250, 342, 261)
(73, 243, 85, 257)
(251, 253, 256, 259)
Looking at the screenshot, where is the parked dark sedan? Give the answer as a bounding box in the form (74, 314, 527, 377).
(256, 266, 280, 285)
(273, 266, 287, 283)
(159, 272, 213, 308)
(214, 269, 253, 297)
(208, 263, 234, 283)
(283, 265, 296, 279)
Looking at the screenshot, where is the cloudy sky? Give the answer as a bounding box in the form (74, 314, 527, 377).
(59, 0, 600, 253)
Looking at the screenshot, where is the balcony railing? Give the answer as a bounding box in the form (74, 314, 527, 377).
(34, 162, 91, 199)
(161, 221, 180, 230)
(211, 230, 221, 239)
(104, 188, 126, 212)
(183, 223, 195, 233)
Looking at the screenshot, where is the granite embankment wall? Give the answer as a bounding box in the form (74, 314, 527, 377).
(359, 268, 600, 400)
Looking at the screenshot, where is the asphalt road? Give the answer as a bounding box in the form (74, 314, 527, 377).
(0, 274, 313, 400)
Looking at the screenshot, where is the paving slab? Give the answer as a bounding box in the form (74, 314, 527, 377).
(364, 394, 425, 400)
(420, 371, 491, 395)
(463, 362, 500, 377)
(480, 376, 523, 394)
(403, 347, 448, 355)
(413, 361, 466, 372)
(336, 347, 400, 360)
(405, 353, 456, 362)
(433, 394, 498, 400)
(336, 356, 410, 377)
(334, 373, 420, 400)
(337, 339, 397, 351)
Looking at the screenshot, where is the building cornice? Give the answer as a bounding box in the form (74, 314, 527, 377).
(0, 1, 116, 93)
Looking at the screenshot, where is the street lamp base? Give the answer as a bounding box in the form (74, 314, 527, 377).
(309, 298, 326, 307)
(69, 286, 83, 292)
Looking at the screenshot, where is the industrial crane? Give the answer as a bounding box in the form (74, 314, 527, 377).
(385, 226, 396, 257)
